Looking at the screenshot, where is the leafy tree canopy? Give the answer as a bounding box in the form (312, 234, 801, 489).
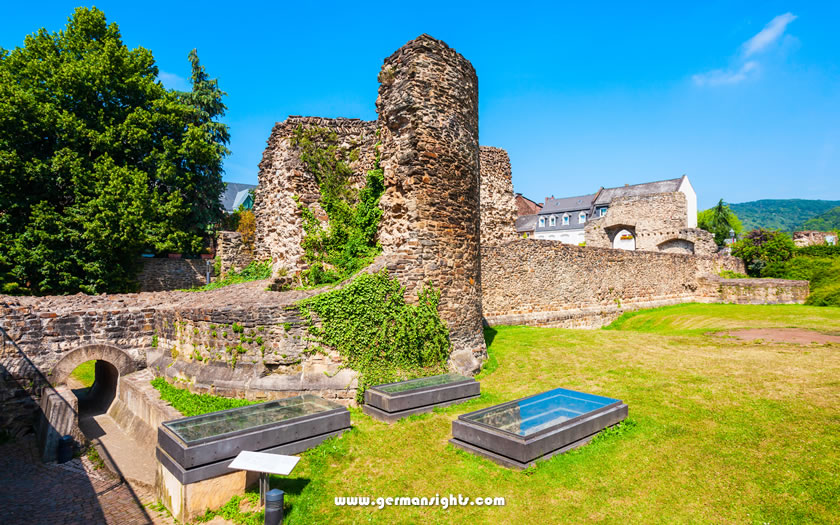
(698, 199, 743, 245)
(731, 229, 796, 276)
(0, 7, 229, 295)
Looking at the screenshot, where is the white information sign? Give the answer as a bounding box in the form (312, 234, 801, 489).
(228, 451, 300, 505)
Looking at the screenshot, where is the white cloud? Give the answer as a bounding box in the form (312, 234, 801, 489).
(693, 13, 796, 88)
(742, 13, 797, 57)
(693, 61, 758, 86)
(158, 70, 190, 91)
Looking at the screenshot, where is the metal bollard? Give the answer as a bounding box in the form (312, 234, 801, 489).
(57, 435, 73, 463)
(264, 489, 285, 525)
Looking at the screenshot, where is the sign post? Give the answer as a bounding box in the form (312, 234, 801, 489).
(228, 451, 300, 507)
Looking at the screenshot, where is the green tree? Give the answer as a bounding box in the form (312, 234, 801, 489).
(698, 199, 743, 245)
(731, 229, 796, 276)
(0, 8, 229, 295)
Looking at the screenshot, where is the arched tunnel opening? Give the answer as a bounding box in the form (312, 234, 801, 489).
(69, 359, 119, 415)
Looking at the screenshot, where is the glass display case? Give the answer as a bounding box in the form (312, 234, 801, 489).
(157, 393, 350, 484)
(450, 387, 627, 469)
(363, 373, 480, 423)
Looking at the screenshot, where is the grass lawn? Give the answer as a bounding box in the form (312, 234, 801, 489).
(70, 360, 96, 388)
(205, 304, 840, 524)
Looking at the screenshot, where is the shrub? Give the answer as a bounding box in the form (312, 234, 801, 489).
(796, 244, 840, 258)
(806, 282, 840, 306)
(732, 229, 796, 276)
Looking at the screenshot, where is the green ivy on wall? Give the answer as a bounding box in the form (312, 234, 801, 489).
(296, 270, 450, 401)
(290, 126, 384, 286)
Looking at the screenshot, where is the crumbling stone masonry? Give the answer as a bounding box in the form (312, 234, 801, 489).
(376, 35, 486, 373)
(216, 231, 254, 276)
(137, 258, 207, 292)
(793, 230, 837, 247)
(585, 192, 717, 255)
(253, 117, 378, 274)
(480, 240, 803, 328)
(479, 146, 518, 245)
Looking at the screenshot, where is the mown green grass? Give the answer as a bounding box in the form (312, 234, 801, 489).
(70, 360, 96, 387)
(605, 302, 840, 335)
(196, 304, 840, 524)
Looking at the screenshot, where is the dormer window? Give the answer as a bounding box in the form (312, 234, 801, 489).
(599, 207, 607, 217)
(579, 212, 586, 223)
(550, 216, 556, 227)
(539, 217, 545, 228)
(562, 215, 569, 226)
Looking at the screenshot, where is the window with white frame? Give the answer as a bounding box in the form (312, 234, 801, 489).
(579, 212, 586, 223)
(599, 207, 607, 217)
(539, 217, 545, 228)
(563, 214, 569, 225)
(550, 216, 556, 226)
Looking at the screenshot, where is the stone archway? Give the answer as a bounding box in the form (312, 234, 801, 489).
(658, 238, 696, 254)
(612, 229, 636, 251)
(52, 344, 139, 387)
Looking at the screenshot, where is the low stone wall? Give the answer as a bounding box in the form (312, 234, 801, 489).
(138, 258, 208, 292)
(716, 278, 810, 305)
(480, 240, 791, 328)
(108, 368, 181, 449)
(216, 231, 253, 276)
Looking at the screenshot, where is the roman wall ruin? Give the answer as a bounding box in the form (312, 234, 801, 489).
(479, 146, 519, 245)
(793, 230, 837, 247)
(480, 240, 804, 329)
(252, 117, 378, 274)
(137, 258, 207, 292)
(0, 33, 815, 447)
(375, 34, 486, 373)
(585, 192, 717, 255)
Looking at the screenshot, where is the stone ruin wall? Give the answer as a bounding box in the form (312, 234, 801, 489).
(793, 230, 836, 247)
(137, 258, 207, 292)
(585, 192, 717, 256)
(375, 35, 486, 373)
(216, 231, 254, 276)
(479, 146, 518, 245)
(252, 117, 378, 275)
(480, 240, 793, 329)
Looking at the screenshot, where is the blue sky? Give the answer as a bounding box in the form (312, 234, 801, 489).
(2, 2, 839, 209)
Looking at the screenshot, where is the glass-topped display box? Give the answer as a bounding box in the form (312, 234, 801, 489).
(163, 394, 339, 445)
(363, 373, 480, 423)
(450, 387, 627, 469)
(157, 393, 350, 485)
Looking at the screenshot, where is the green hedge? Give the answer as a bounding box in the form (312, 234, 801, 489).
(795, 244, 840, 258)
(762, 256, 840, 307)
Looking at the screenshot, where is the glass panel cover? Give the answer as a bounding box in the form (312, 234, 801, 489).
(464, 388, 618, 437)
(377, 373, 468, 394)
(164, 394, 339, 444)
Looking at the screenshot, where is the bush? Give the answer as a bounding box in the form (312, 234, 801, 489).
(732, 229, 796, 276)
(762, 256, 840, 307)
(806, 282, 840, 307)
(796, 244, 840, 258)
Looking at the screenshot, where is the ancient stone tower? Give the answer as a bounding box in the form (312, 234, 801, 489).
(251, 35, 489, 373)
(376, 35, 486, 372)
